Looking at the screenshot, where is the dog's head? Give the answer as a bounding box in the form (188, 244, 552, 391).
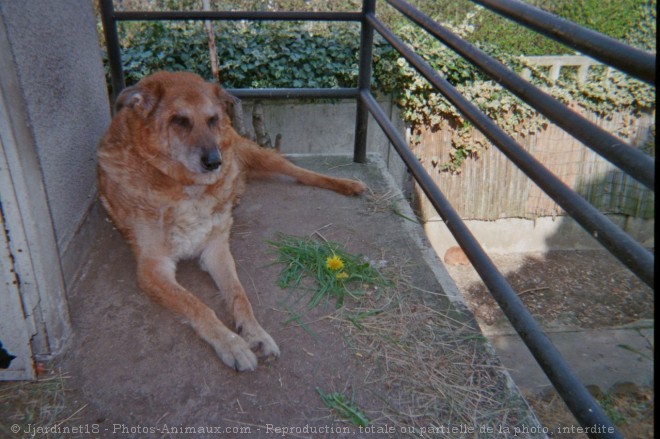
(115, 71, 236, 184)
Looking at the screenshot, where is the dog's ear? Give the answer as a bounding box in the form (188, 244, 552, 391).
(115, 83, 162, 116)
(212, 84, 239, 116)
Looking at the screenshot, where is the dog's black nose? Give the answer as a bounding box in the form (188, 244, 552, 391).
(201, 149, 222, 171)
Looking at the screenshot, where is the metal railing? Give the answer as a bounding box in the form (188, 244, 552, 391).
(99, 1, 655, 437)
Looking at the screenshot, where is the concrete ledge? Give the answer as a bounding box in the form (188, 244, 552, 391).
(425, 214, 654, 257)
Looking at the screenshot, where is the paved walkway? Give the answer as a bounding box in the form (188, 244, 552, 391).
(483, 321, 654, 394)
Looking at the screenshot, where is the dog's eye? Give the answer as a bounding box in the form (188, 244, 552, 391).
(207, 115, 219, 128)
(171, 115, 191, 129)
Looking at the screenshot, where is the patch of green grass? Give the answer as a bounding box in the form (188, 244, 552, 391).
(316, 387, 369, 427)
(268, 234, 388, 308)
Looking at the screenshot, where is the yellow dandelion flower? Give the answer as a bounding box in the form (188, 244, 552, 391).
(335, 271, 349, 280)
(326, 254, 344, 271)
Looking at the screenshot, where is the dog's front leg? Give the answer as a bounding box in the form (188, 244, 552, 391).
(137, 256, 259, 371)
(200, 231, 280, 360)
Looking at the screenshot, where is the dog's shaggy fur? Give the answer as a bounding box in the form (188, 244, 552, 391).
(97, 71, 365, 371)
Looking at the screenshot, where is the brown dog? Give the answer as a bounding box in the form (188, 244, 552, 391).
(97, 71, 365, 371)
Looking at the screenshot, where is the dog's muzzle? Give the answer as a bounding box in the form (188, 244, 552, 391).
(201, 149, 222, 171)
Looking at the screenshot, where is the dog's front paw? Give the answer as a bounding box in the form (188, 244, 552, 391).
(213, 332, 258, 372)
(237, 323, 280, 359)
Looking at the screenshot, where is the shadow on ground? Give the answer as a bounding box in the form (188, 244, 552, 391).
(444, 221, 654, 437)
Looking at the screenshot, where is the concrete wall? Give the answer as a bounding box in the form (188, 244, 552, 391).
(425, 214, 655, 258)
(240, 97, 410, 190)
(0, 0, 110, 281)
(0, 0, 110, 357)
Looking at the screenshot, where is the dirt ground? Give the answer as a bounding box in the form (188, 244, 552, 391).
(445, 248, 655, 438)
(446, 249, 654, 329)
(0, 157, 540, 439)
(525, 385, 654, 439)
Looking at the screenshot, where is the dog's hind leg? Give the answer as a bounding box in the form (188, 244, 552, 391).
(137, 256, 259, 371)
(237, 140, 366, 196)
(200, 229, 280, 360)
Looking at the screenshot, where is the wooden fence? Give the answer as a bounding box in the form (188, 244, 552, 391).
(412, 107, 655, 222)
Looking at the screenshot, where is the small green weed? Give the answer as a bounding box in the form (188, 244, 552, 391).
(268, 234, 388, 308)
(598, 391, 633, 426)
(316, 388, 369, 427)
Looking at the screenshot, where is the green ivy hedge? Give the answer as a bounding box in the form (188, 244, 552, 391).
(117, 22, 361, 89)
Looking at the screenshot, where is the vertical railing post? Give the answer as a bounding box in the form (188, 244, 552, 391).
(353, 0, 376, 163)
(99, 0, 125, 105)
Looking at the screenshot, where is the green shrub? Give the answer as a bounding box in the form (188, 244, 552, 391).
(114, 21, 361, 88)
(466, 0, 657, 55)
